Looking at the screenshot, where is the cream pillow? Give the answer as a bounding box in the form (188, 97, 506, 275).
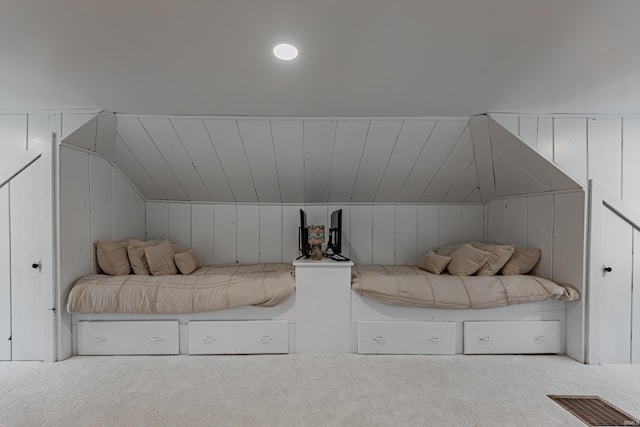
(471, 242, 515, 276)
(418, 251, 452, 275)
(127, 239, 161, 275)
(144, 240, 177, 276)
(172, 242, 190, 254)
(96, 240, 131, 275)
(436, 243, 465, 257)
(447, 243, 490, 276)
(174, 249, 201, 275)
(500, 247, 542, 275)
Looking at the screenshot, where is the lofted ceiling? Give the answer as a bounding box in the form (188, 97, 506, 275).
(2, 0, 640, 116)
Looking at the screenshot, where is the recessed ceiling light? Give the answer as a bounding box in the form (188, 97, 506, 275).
(273, 42, 298, 61)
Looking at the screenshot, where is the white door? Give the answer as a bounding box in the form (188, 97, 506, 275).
(599, 206, 633, 364)
(633, 229, 640, 364)
(0, 184, 11, 360)
(9, 158, 45, 361)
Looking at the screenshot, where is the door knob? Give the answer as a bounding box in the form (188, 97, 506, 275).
(32, 261, 41, 270)
(603, 265, 612, 273)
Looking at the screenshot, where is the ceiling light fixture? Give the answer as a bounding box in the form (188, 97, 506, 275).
(273, 42, 298, 61)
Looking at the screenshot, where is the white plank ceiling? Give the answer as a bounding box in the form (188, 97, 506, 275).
(115, 116, 481, 204)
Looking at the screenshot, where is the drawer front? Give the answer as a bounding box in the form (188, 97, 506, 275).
(78, 321, 179, 355)
(189, 321, 288, 354)
(358, 321, 456, 355)
(463, 321, 560, 354)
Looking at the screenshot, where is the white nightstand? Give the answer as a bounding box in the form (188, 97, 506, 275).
(294, 257, 353, 353)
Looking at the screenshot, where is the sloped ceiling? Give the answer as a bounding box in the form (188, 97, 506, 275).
(114, 115, 480, 203)
(2, 0, 640, 116)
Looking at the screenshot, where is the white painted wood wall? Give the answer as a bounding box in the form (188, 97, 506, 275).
(487, 190, 585, 361)
(492, 114, 640, 213)
(145, 202, 484, 266)
(58, 145, 145, 360)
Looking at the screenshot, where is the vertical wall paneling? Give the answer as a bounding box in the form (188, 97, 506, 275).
(588, 118, 622, 197)
(237, 120, 281, 203)
(417, 205, 440, 257)
(282, 205, 303, 262)
(352, 120, 403, 202)
(145, 202, 169, 240)
(461, 205, 484, 243)
(139, 118, 209, 201)
(350, 205, 373, 264)
(395, 205, 418, 265)
(236, 205, 259, 263)
(168, 203, 191, 247)
(27, 113, 53, 151)
(328, 120, 369, 202)
(191, 203, 214, 266)
(553, 117, 587, 185)
(114, 135, 165, 200)
(487, 199, 506, 244)
(537, 118, 554, 159)
(170, 118, 234, 202)
(58, 146, 92, 306)
(112, 168, 132, 240)
(203, 119, 257, 202)
(303, 120, 336, 203)
(89, 155, 113, 273)
(0, 114, 28, 168)
(117, 117, 187, 200)
(213, 205, 236, 264)
(526, 195, 554, 279)
(374, 120, 436, 202)
(0, 184, 10, 360)
(372, 205, 395, 264)
(398, 120, 468, 202)
(438, 205, 462, 246)
(421, 126, 474, 202)
(328, 205, 351, 259)
(504, 198, 527, 248)
(271, 120, 304, 203)
(623, 118, 640, 213)
(304, 205, 327, 229)
(518, 117, 538, 149)
(259, 205, 282, 263)
(130, 188, 146, 239)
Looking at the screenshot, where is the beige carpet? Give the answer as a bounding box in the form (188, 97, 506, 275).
(1, 354, 639, 426)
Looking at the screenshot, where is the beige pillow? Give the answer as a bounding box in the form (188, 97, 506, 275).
(172, 242, 190, 254)
(471, 242, 515, 276)
(127, 239, 161, 275)
(96, 240, 131, 275)
(174, 249, 201, 275)
(500, 248, 542, 275)
(447, 243, 491, 276)
(144, 240, 177, 276)
(436, 243, 465, 257)
(418, 251, 452, 275)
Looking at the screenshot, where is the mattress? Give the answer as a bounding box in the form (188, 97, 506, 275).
(67, 263, 295, 314)
(351, 265, 580, 309)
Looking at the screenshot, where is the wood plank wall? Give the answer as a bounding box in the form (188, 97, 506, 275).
(492, 114, 640, 213)
(145, 202, 485, 266)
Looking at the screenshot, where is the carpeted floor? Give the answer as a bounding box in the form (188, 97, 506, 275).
(1, 354, 639, 427)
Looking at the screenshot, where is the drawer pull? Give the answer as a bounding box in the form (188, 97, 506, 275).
(427, 337, 442, 343)
(92, 337, 105, 343)
(203, 336, 216, 343)
(261, 335, 273, 343)
(150, 336, 163, 343)
(479, 336, 492, 341)
(534, 336, 549, 341)
(372, 336, 386, 344)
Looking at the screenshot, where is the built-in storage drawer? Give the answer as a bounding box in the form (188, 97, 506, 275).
(358, 321, 456, 355)
(77, 321, 179, 355)
(463, 321, 560, 354)
(188, 320, 288, 354)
